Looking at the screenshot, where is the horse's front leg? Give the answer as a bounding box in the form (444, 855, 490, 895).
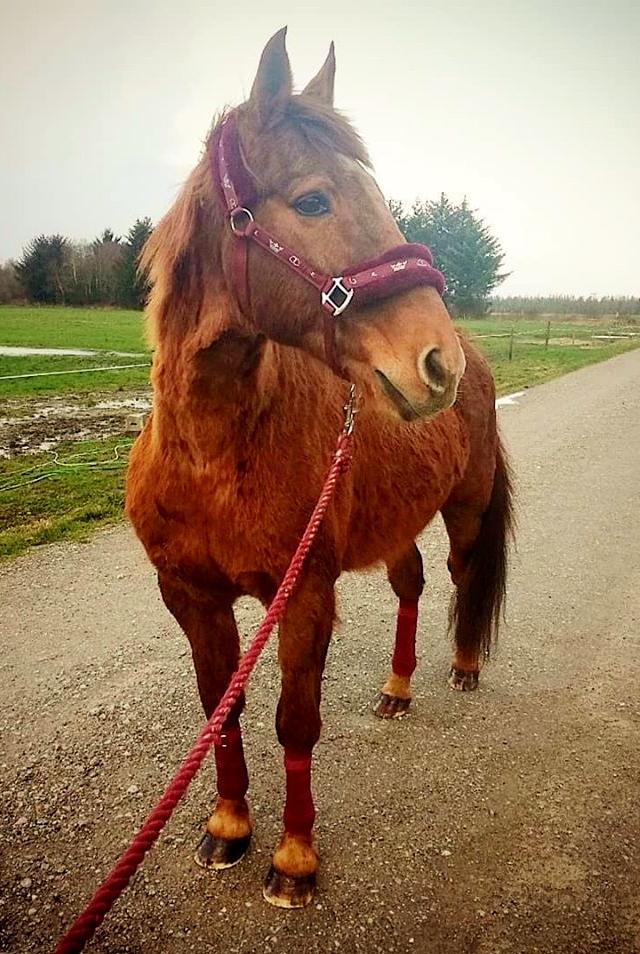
(263, 569, 336, 909)
(157, 573, 252, 870)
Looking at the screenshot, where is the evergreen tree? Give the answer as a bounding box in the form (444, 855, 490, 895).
(91, 228, 123, 304)
(116, 217, 153, 309)
(391, 195, 508, 315)
(14, 234, 71, 304)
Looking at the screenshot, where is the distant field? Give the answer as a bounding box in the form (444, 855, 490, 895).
(1, 305, 639, 399)
(463, 313, 640, 340)
(0, 305, 147, 351)
(0, 306, 150, 397)
(466, 336, 640, 394)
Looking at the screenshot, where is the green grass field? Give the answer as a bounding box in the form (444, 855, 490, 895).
(0, 305, 148, 351)
(1, 305, 639, 560)
(0, 305, 150, 397)
(1, 305, 639, 400)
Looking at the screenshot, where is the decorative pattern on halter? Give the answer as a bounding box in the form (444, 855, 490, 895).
(209, 110, 446, 324)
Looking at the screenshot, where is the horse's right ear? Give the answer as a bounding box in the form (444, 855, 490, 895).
(248, 27, 293, 126)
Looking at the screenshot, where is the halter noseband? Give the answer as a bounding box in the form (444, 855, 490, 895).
(209, 111, 446, 372)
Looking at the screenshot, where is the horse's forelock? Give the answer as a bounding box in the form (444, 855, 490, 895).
(284, 97, 371, 169)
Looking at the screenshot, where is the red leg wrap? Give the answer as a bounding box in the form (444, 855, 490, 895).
(283, 749, 315, 837)
(214, 725, 249, 801)
(391, 599, 419, 678)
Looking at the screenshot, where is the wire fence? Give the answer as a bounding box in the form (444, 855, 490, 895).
(468, 322, 640, 361)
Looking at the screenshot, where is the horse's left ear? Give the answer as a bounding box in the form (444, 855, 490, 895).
(248, 27, 293, 125)
(302, 42, 336, 107)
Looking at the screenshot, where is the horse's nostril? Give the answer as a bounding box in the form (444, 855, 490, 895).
(423, 347, 449, 393)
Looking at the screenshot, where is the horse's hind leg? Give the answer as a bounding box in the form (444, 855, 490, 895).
(374, 543, 424, 719)
(441, 505, 484, 690)
(158, 573, 252, 869)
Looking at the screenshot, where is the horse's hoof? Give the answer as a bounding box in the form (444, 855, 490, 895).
(194, 832, 251, 870)
(262, 865, 316, 908)
(448, 668, 479, 692)
(373, 691, 411, 719)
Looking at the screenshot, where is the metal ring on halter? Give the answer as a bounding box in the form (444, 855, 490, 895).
(229, 207, 254, 236)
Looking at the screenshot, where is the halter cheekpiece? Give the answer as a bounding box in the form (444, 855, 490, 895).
(209, 110, 446, 370)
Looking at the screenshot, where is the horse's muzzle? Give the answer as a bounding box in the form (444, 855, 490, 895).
(375, 369, 459, 421)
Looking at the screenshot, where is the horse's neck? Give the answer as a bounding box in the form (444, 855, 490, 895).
(150, 329, 280, 461)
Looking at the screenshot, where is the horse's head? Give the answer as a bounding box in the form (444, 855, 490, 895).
(146, 29, 465, 419)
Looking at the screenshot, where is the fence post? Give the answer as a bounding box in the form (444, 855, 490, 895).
(508, 326, 514, 361)
(545, 320, 551, 349)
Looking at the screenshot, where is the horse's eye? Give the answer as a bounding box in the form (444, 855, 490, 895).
(293, 192, 330, 217)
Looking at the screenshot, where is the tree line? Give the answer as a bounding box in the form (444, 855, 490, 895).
(0, 219, 153, 308)
(491, 295, 640, 316)
(3, 198, 635, 316)
(0, 194, 508, 313)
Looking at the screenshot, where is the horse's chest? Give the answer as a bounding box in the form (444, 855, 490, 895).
(138, 463, 299, 588)
(346, 418, 468, 565)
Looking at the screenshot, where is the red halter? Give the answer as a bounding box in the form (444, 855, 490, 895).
(209, 111, 446, 371)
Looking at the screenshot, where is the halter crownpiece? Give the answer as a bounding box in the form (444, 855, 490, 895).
(209, 110, 446, 367)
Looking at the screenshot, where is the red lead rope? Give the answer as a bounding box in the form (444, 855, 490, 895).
(55, 405, 356, 954)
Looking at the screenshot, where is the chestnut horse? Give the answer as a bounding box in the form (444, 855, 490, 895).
(126, 29, 513, 908)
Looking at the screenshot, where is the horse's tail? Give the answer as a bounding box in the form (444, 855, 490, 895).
(449, 437, 515, 660)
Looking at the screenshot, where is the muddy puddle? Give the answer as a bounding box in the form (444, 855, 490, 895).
(0, 389, 151, 458)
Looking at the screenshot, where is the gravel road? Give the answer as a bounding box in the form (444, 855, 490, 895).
(1, 350, 639, 954)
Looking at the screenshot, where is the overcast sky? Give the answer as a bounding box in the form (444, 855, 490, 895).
(1, 0, 638, 296)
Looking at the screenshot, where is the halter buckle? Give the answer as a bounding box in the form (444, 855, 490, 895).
(229, 207, 254, 236)
(321, 277, 354, 317)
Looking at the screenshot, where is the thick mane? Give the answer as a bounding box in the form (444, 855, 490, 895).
(140, 157, 224, 346)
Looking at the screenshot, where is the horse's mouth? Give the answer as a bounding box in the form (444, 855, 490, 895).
(374, 370, 421, 422)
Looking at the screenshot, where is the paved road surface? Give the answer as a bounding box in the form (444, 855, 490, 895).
(1, 350, 639, 954)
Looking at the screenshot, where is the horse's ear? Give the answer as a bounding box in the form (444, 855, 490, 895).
(248, 27, 293, 125)
(302, 42, 336, 107)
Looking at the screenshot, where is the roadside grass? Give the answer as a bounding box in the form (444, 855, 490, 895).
(0, 436, 133, 560)
(470, 336, 640, 393)
(457, 313, 640, 392)
(0, 305, 147, 352)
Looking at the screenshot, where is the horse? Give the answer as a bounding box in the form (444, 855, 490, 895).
(126, 28, 514, 909)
